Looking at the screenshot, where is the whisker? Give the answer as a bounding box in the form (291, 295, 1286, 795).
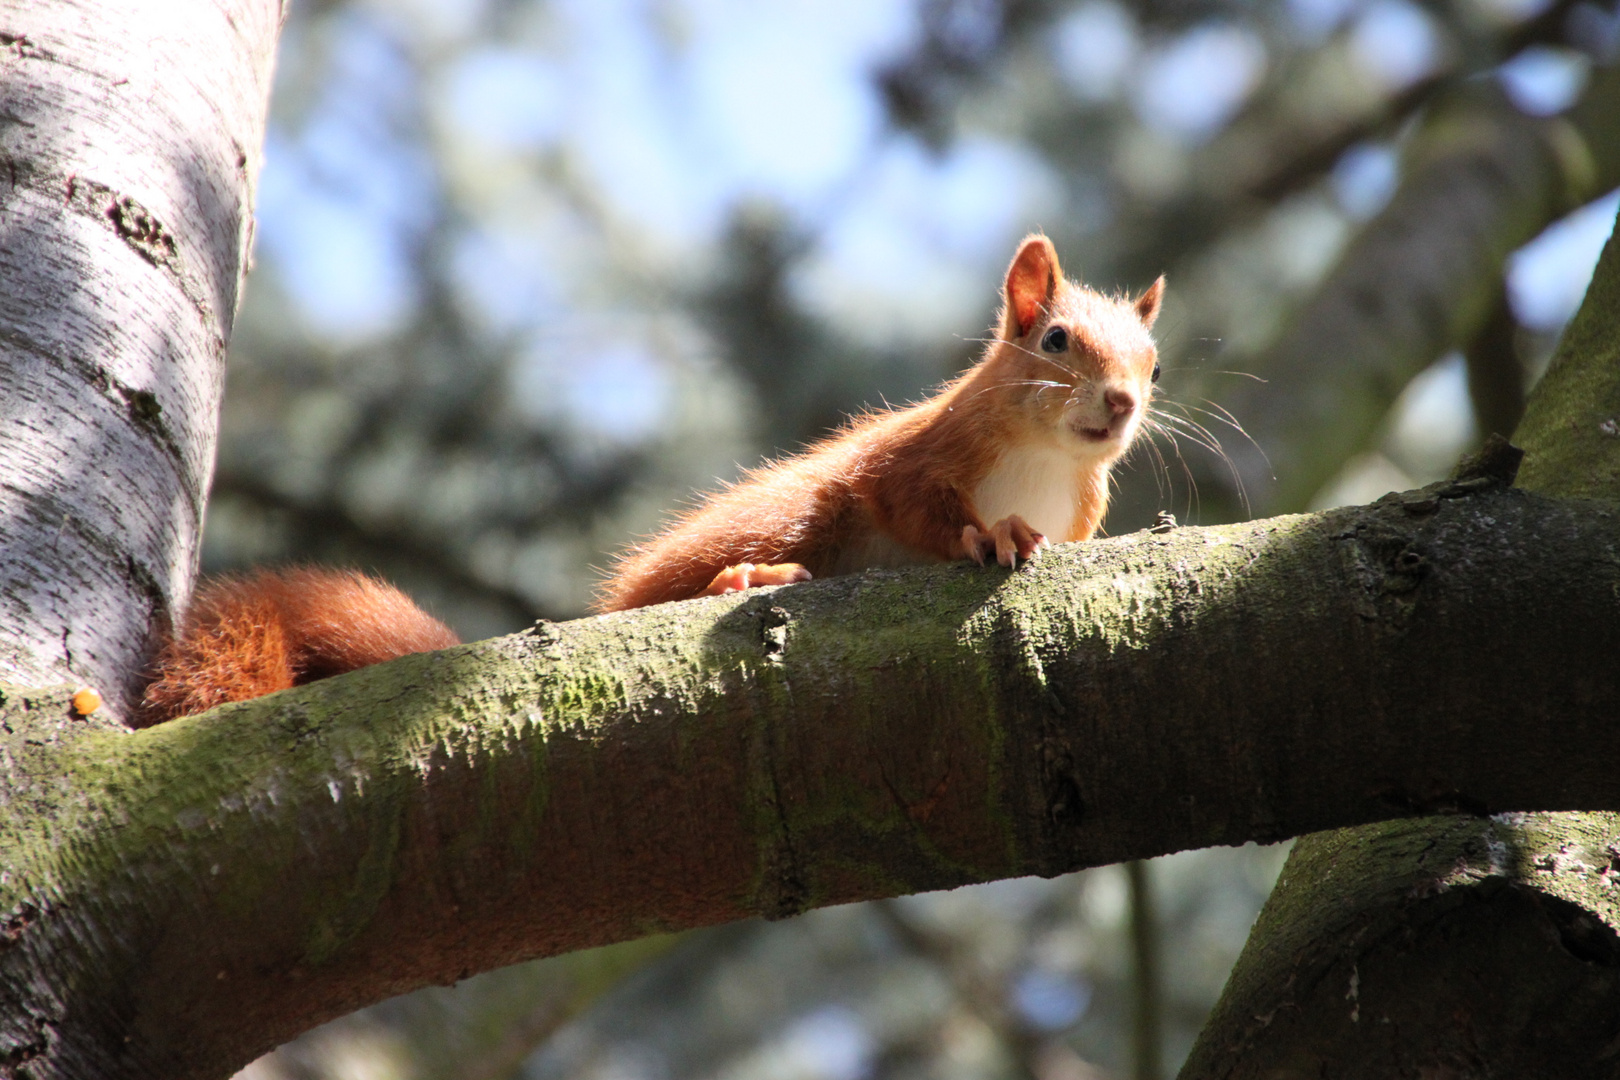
(1140, 419, 1175, 478)
(955, 378, 1069, 406)
(1152, 408, 1251, 517)
(1156, 367, 1267, 383)
(1153, 414, 1230, 462)
(1154, 408, 1226, 447)
(1163, 398, 1273, 493)
(1140, 427, 1173, 504)
(1191, 399, 1275, 477)
(951, 378, 1083, 412)
(1143, 416, 1201, 519)
(1153, 412, 1230, 456)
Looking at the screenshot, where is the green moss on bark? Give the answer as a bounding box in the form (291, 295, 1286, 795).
(1178, 186, 1620, 1080)
(1517, 220, 1620, 500)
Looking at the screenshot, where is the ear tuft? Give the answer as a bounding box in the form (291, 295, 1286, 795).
(1135, 276, 1166, 327)
(1004, 234, 1061, 339)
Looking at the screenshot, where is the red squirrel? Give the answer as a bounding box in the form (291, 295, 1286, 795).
(137, 235, 1158, 721)
(595, 233, 1163, 612)
(136, 567, 459, 726)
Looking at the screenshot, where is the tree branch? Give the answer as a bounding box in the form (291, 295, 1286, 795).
(1179, 185, 1620, 1079)
(5, 477, 1620, 1078)
(1461, 279, 1526, 440)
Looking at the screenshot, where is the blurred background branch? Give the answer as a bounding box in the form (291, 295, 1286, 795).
(224, 0, 1619, 1074)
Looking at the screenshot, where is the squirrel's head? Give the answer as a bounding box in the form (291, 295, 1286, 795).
(992, 234, 1163, 461)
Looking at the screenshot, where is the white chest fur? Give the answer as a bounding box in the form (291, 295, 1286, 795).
(972, 442, 1081, 540)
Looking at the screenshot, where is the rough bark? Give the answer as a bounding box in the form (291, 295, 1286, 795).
(0, 0, 279, 714)
(1179, 816, 1620, 1078)
(4, 474, 1620, 1079)
(1179, 204, 1620, 1078)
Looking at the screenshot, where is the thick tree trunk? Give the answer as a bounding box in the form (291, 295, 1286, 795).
(1179, 212, 1620, 1078)
(0, 0, 279, 716)
(3, 471, 1620, 1078)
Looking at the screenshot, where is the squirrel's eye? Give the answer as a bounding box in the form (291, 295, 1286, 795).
(1040, 326, 1068, 353)
(1151, 362, 1162, 383)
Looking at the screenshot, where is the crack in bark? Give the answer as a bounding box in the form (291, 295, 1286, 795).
(0, 902, 35, 951)
(0, 30, 41, 60)
(0, 1015, 49, 1073)
(0, 321, 192, 486)
(105, 377, 187, 480)
(757, 741, 808, 921)
(103, 193, 176, 267)
(55, 169, 222, 342)
(746, 604, 808, 920)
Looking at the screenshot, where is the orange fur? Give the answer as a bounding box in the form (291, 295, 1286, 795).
(595, 234, 1165, 613)
(137, 567, 459, 726)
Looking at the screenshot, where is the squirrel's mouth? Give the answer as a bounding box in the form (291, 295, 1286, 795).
(1066, 403, 1137, 446)
(1069, 417, 1118, 442)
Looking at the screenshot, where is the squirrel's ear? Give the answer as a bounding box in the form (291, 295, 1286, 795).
(1004, 234, 1061, 339)
(1135, 276, 1165, 327)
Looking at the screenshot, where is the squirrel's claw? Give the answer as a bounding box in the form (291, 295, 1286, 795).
(962, 525, 988, 565)
(963, 516, 1046, 568)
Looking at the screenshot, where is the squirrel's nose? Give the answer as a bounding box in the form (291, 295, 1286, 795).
(1104, 388, 1137, 416)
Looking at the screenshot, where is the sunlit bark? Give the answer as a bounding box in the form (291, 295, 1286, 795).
(0, 0, 278, 715)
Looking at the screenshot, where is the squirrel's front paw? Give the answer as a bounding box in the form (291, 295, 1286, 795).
(702, 562, 813, 596)
(961, 515, 1047, 568)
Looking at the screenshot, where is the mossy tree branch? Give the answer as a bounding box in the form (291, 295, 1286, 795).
(1180, 206, 1620, 1078)
(5, 473, 1620, 1078)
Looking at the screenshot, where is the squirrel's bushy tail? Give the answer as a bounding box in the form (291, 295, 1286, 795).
(137, 567, 459, 726)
